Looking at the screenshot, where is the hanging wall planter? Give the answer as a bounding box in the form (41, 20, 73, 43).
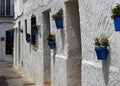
(112, 4, 120, 31)
(95, 46, 108, 60)
(32, 29, 38, 35)
(48, 41, 56, 49)
(31, 25, 39, 35)
(55, 19, 63, 29)
(94, 37, 109, 60)
(26, 33, 31, 43)
(8, 28, 14, 37)
(47, 34, 56, 49)
(9, 32, 14, 37)
(20, 29, 23, 33)
(26, 37, 31, 43)
(113, 15, 120, 31)
(52, 9, 63, 29)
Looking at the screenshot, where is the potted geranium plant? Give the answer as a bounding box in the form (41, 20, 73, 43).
(94, 37, 109, 60)
(52, 9, 63, 29)
(112, 4, 120, 31)
(8, 29, 14, 37)
(31, 24, 40, 35)
(47, 34, 56, 49)
(26, 33, 31, 43)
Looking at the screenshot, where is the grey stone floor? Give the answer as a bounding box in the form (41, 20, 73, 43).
(0, 61, 36, 86)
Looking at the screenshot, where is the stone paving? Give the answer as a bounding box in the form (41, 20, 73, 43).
(0, 61, 36, 86)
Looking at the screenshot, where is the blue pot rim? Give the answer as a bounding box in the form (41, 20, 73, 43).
(55, 19, 62, 21)
(95, 46, 107, 51)
(114, 15, 120, 18)
(32, 29, 38, 34)
(26, 38, 31, 42)
(32, 28, 38, 30)
(20, 29, 23, 32)
(48, 41, 55, 44)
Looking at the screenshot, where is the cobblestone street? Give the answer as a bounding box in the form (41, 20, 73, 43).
(0, 61, 36, 86)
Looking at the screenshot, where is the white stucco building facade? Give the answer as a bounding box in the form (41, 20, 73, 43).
(14, 0, 120, 86)
(80, 0, 120, 86)
(0, 0, 14, 61)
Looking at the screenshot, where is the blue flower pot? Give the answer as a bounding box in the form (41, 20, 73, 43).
(95, 46, 108, 60)
(9, 32, 14, 37)
(114, 15, 120, 31)
(48, 41, 56, 49)
(32, 29, 38, 35)
(26, 37, 31, 43)
(20, 29, 23, 33)
(55, 19, 63, 29)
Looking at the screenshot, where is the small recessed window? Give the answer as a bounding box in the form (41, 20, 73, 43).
(31, 15, 37, 45)
(25, 19, 27, 34)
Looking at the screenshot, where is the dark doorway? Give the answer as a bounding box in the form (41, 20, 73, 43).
(6, 31, 14, 55)
(31, 15, 37, 45)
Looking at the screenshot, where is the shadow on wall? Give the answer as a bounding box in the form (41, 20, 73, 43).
(53, 49, 57, 66)
(102, 47, 111, 86)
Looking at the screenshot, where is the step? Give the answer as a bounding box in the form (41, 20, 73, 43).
(44, 82, 51, 86)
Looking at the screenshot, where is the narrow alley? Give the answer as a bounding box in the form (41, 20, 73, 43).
(0, 61, 36, 86)
(0, 0, 120, 86)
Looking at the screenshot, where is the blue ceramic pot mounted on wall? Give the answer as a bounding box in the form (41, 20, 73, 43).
(114, 15, 120, 31)
(95, 46, 108, 60)
(32, 29, 38, 35)
(9, 32, 14, 37)
(48, 41, 56, 49)
(26, 37, 31, 43)
(55, 19, 63, 29)
(20, 29, 23, 33)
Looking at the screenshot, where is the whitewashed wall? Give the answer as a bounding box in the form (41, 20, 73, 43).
(14, 0, 81, 86)
(13, 0, 120, 86)
(79, 0, 120, 86)
(0, 17, 13, 61)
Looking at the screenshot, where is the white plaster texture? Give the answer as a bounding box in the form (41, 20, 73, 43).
(14, 0, 81, 86)
(79, 0, 120, 86)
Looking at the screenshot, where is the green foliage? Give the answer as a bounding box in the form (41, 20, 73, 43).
(47, 34, 55, 41)
(94, 37, 109, 47)
(8, 28, 14, 32)
(112, 4, 120, 18)
(26, 33, 30, 38)
(31, 24, 40, 29)
(52, 9, 63, 20)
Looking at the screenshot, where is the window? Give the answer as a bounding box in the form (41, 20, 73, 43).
(6, 0, 10, 15)
(6, 31, 14, 54)
(0, 0, 13, 16)
(31, 15, 37, 45)
(25, 19, 27, 34)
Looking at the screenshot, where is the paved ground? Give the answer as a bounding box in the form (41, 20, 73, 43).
(0, 61, 36, 86)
